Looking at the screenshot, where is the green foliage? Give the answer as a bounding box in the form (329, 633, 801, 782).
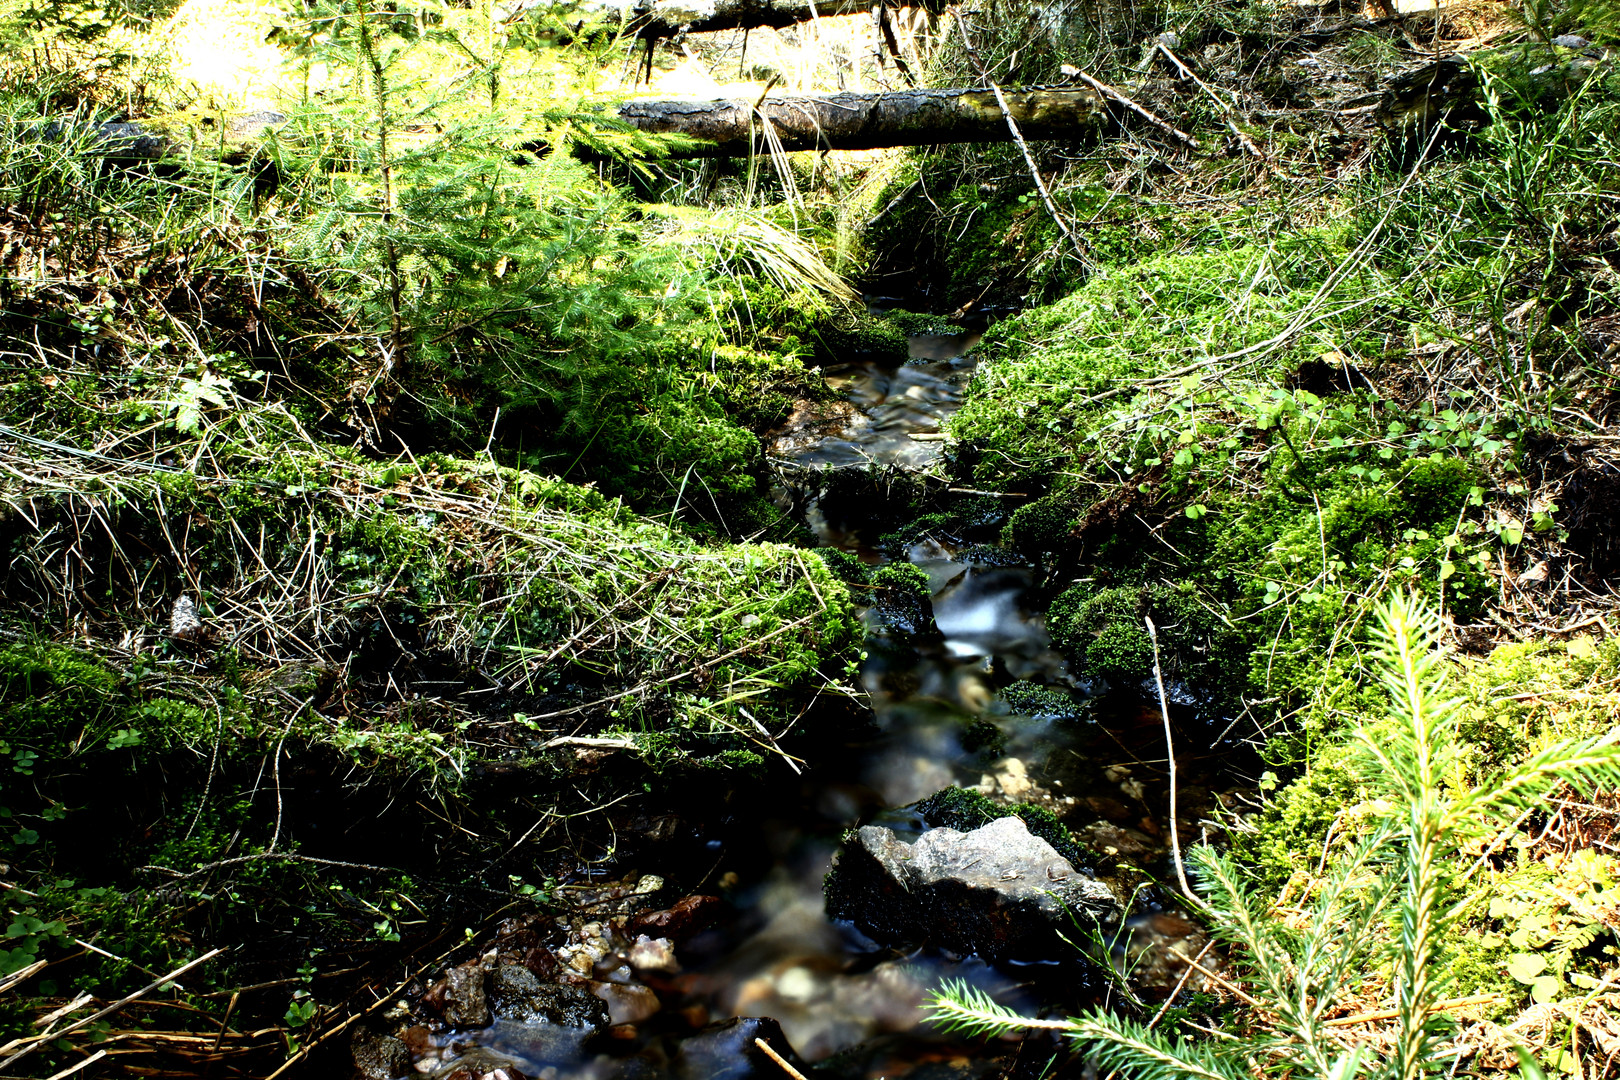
(928, 593, 1620, 1077)
(869, 562, 931, 600)
(815, 547, 871, 588)
(948, 233, 1357, 488)
(1238, 631, 1620, 886)
(997, 680, 1090, 722)
(1001, 492, 1082, 561)
(1048, 582, 1241, 698)
(810, 309, 910, 365)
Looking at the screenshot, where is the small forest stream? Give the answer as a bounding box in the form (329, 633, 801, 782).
(417, 331, 1250, 1080)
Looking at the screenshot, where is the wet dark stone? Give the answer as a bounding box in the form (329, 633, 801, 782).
(1123, 912, 1212, 992)
(488, 964, 611, 1031)
(626, 895, 722, 941)
(481, 1017, 597, 1071)
(671, 1017, 814, 1080)
(871, 587, 939, 638)
(350, 1026, 412, 1080)
(825, 816, 1122, 962)
(430, 962, 492, 1029)
(1075, 821, 1159, 860)
(520, 946, 559, 980)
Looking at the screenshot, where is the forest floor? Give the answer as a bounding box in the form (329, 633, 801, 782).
(2, 0, 1620, 1075)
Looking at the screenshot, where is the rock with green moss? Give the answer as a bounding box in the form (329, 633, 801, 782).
(1001, 492, 1083, 561)
(814, 547, 870, 588)
(869, 562, 938, 638)
(824, 815, 1121, 962)
(811, 312, 909, 365)
(914, 785, 1092, 870)
(997, 680, 1091, 722)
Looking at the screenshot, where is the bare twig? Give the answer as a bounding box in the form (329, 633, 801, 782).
(954, 13, 1092, 270)
(1070, 65, 1200, 149)
(755, 1037, 811, 1080)
(0, 948, 225, 1071)
(1145, 615, 1203, 911)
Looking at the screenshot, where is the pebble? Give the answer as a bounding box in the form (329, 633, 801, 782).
(627, 934, 680, 973)
(592, 980, 662, 1024)
(775, 966, 817, 1003)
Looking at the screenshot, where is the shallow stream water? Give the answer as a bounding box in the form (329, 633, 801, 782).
(426, 333, 1242, 1080)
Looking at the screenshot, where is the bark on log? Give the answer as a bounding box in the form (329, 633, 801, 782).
(614, 0, 936, 39)
(613, 85, 1106, 156)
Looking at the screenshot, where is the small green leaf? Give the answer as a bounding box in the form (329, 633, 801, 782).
(1506, 953, 1546, 982)
(1530, 974, 1561, 1003)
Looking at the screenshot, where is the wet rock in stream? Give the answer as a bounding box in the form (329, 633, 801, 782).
(488, 963, 611, 1030)
(825, 816, 1122, 962)
(430, 961, 494, 1028)
(351, 1027, 413, 1080)
(869, 563, 940, 639)
(625, 894, 723, 940)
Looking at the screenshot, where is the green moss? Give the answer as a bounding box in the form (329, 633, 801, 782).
(881, 309, 955, 337)
(870, 562, 931, 600)
(1001, 492, 1083, 561)
(959, 718, 1005, 756)
(1235, 632, 1620, 887)
(877, 512, 959, 551)
(812, 310, 909, 365)
(868, 562, 937, 636)
(1049, 581, 1243, 697)
(997, 680, 1091, 721)
(947, 231, 1356, 489)
(815, 547, 870, 587)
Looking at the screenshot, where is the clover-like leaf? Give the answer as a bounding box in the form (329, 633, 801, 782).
(1506, 952, 1546, 983)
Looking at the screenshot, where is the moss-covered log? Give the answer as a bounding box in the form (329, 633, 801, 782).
(614, 85, 1106, 156)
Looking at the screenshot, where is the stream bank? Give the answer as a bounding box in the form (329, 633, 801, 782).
(369, 324, 1259, 1080)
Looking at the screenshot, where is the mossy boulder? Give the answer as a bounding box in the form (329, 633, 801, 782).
(914, 785, 1091, 870)
(1001, 491, 1086, 561)
(1048, 581, 1242, 697)
(997, 680, 1091, 722)
(869, 562, 938, 638)
(811, 311, 909, 365)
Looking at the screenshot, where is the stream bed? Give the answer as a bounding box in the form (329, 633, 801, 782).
(406, 334, 1248, 1080)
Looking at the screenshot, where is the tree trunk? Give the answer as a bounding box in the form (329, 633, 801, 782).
(618, 0, 937, 39)
(613, 85, 1106, 157)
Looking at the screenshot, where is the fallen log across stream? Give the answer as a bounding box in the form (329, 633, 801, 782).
(606, 0, 940, 39)
(611, 84, 1106, 156)
(53, 85, 1110, 169)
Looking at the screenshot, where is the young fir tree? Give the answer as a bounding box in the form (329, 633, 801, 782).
(928, 591, 1620, 1080)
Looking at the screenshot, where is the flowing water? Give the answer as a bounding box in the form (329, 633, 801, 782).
(424, 334, 1245, 1080)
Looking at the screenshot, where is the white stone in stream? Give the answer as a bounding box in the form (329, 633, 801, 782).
(775, 966, 817, 1003)
(627, 935, 679, 973)
(592, 980, 661, 1025)
(824, 816, 1121, 962)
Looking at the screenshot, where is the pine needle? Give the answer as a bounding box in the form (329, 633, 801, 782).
(924, 980, 1079, 1039)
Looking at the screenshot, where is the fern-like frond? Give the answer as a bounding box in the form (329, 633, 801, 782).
(1450, 730, 1620, 830)
(924, 980, 1078, 1040)
(1360, 591, 1463, 807)
(1187, 845, 1298, 1003)
(1069, 1010, 1258, 1080)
